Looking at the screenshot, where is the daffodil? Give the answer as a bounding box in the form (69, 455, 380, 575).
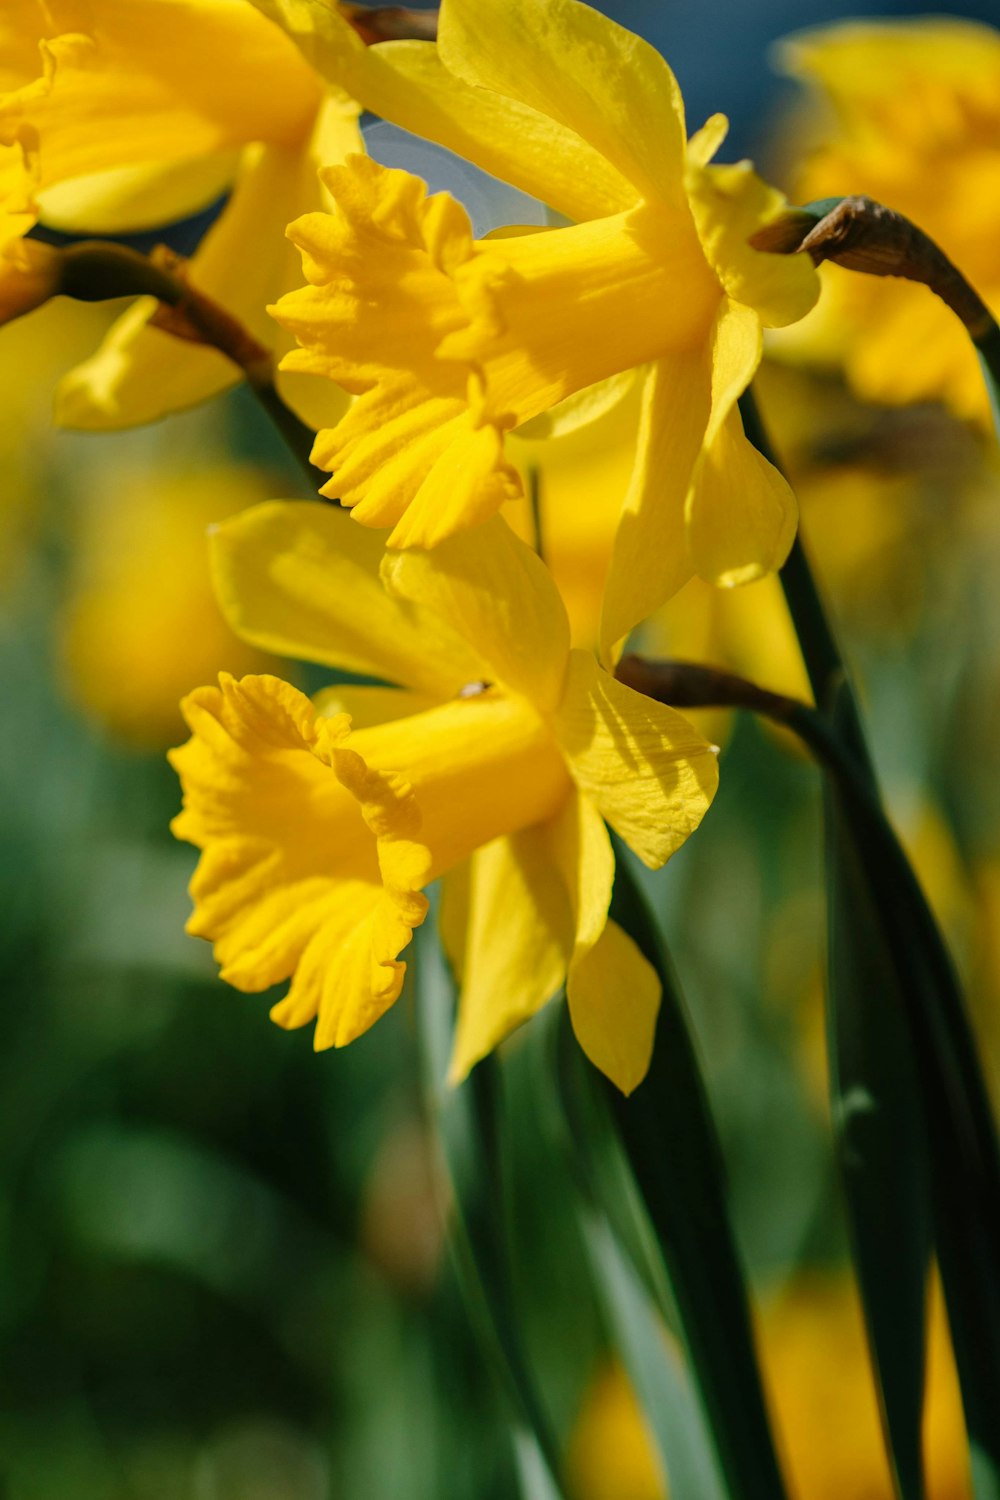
(0, 0, 360, 428)
(775, 19, 1000, 422)
(170, 502, 718, 1092)
(262, 0, 818, 660)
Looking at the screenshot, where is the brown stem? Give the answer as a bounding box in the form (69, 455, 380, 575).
(615, 654, 801, 723)
(751, 195, 993, 340)
(342, 4, 438, 43)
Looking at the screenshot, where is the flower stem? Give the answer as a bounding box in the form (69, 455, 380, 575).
(48, 240, 327, 494)
(715, 377, 1000, 1490)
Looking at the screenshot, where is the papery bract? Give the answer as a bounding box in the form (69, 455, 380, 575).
(775, 19, 1000, 422)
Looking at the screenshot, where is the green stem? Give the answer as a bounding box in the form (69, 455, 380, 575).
(973, 320, 1000, 440)
(738, 385, 1000, 1492)
(413, 926, 567, 1496)
(603, 857, 790, 1500)
(243, 374, 330, 495)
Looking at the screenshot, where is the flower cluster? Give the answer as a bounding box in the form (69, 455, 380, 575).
(2, 0, 821, 1090)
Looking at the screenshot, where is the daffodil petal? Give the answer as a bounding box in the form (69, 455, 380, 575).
(567, 918, 660, 1096)
(248, 0, 633, 221)
(550, 785, 615, 961)
(686, 157, 820, 328)
(0, 0, 320, 190)
(381, 515, 571, 711)
(599, 355, 710, 666)
(553, 650, 719, 868)
(686, 410, 798, 588)
(683, 298, 797, 586)
(36, 151, 237, 235)
(687, 112, 729, 167)
(208, 500, 485, 698)
(439, 0, 688, 208)
(57, 99, 361, 431)
(703, 297, 762, 450)
(547, 789, 657, 1092)
(446, 824, 573, 1084)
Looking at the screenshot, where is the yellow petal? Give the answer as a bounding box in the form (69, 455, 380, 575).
(685, 157, 820, 328)
(682, 297, 797, 587)
(439, 0, 688, 208)
(381, 515, 570, 712)
(208, 500, 486, 698)
(687, 112, 730, 167)
(553, 650, 719, 868)
(686, 405, 798, 588)
(0, 0, 320, 191)
(56, 95, 361, 430)
(548, 790, 657, 1093)
(567, 918, 660, 1096)
(248, 0, 632, 221)
(598, 354, 710, 666)
(36, 151, 237, 235)
(169, 672, 430, 1048)
(446, 823, 573, 1083)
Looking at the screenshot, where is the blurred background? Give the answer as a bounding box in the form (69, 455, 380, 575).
(2, 2, 999, 1496)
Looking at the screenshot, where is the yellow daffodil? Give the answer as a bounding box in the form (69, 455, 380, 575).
(776, 19, 1000, 422)
(0, 0, 361, 428)
(263, 0, 818, 659)
(169, 502, 719, 1092)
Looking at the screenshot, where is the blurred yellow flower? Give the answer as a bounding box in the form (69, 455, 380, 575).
(776, 19, 1000, 422)
(170, 502, 718, 1090)
(0, 0, 365, 429)
(266, 0, 817, 659)
(60, 463, 277, 746)
(568, 1274, 968, 1500)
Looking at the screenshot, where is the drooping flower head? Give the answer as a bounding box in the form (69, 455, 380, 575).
(170, 503, 719, 1092)
(263, 0, 819, 659)
(775, 18, 1000, 422)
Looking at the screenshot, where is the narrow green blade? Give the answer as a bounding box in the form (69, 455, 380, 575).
(824, 783, 932, 1500)
(803, 698, 1000, 1499)
(541, 1003, 725, 1500)
(412, 922, 568, 1498)
(602, 852, 789, 1500)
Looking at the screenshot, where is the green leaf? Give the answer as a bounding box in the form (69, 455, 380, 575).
(538, 1002, 724, 1500)
(412, 921, 568, 1499)
(599, 852, 789, 1500)
(824, 782, 932, 1500)
(800, 699, 1000, 1500)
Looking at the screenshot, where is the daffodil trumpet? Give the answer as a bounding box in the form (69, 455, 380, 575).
(170, 502, 719, 1094)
